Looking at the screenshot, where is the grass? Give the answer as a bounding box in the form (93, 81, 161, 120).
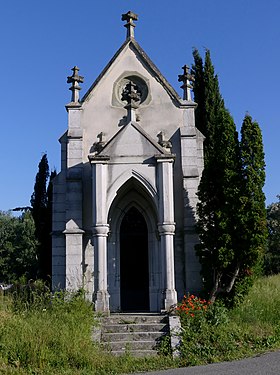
(0, 289, 174, 374)
(0, 275, 280, 374)
(177, 274, 280, 367)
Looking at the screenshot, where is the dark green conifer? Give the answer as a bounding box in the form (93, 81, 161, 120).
(193, 50, 267, 303)
(192, 49, 224, 162)
(193, 50, 245, 302)
(192, 49, 205, 135)
(265, 196, 280, 274)
(238, 114, 267, 272)
(30, 154, 50, 280)
(196, 107, 241, 301)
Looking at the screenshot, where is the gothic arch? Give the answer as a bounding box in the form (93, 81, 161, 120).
(107, 177, 162, 312)
(107, 169, 158, 216)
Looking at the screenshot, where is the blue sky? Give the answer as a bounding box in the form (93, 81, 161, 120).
(0, 0, 279, 211)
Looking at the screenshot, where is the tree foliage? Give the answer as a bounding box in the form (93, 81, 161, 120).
(193, 50, 267, 303)
(30, 154, 56, 281)
(265, 196, 280, 274)
(239, 115, 267, 267)
(0, 154, 56, 284)
(0, 211, 38, 283)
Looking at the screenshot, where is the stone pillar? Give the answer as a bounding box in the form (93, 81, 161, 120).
(89, 155, 110, 312)
(64, 102, 84, 291)
(156, 154, 177, 310)
(180, 115, 204, 293)
(64, 228, 84, 291)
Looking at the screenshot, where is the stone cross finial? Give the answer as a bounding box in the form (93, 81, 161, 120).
(121, 11, 138, 39)
(178, 65, 195, 101)
(67, 66, 84, 103)
(122, 81, 141, 105)
(121, 81, 141, 123)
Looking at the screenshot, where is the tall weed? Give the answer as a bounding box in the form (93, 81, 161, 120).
(0, 289, 174, 374)
(178, 275, 280, 366)
(1, 275, 280, 373)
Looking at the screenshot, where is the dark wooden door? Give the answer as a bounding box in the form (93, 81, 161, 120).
(120, 207, 149, 311)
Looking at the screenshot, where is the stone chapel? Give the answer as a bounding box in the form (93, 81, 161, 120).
(52, 11, 204, 313)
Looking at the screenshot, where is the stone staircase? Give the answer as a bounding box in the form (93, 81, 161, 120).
(100, 313, 169, 357)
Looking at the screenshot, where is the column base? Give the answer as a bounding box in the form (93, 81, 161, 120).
(164, 289, 178, 311)
(94, 290, 110, 313)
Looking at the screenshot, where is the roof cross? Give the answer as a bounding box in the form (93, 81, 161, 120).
(121, 81, 141, 123)
(178, 65, 195, 101)
(67, 66, 84, 103)
(121, 11, 138, 39)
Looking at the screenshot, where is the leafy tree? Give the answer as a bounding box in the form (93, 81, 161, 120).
(0, 211, 38, 283)
(265, 196, 280, 274)
(30, 154, 50, 281)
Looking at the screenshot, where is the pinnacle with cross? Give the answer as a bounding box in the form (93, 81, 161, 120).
(121, 81, 141, 123)
(178, 65, 195, 101)
(67, 66, 84, 103)
(121, 81, 141, 105)
(121, 11, 138, 39)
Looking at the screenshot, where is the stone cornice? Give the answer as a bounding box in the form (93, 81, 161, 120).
(154, 154, 176, 162)
(88, 154, 110, 164)
(65, 102, 83, 112)
(63, 228, 85, 235)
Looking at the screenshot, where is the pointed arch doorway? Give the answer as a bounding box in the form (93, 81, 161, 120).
(120, 206, 150, 311)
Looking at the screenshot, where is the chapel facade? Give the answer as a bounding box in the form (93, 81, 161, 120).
(52, 11, 204, 313)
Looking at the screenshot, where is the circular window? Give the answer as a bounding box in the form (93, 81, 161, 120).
(113, 74, 150, 107)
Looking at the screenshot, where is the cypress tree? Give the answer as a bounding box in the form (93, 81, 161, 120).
(196, 107, 242, 301)
(192, 49, 224, 162)
(30, 154, 50, 280)
(238, 115, 267, 273)
(192, 49, 205, 135)
(265, 196, 280, 275)
(193, 50, 243, 302)
(45, 170, 57, 279)
(193, 51, 267, 303)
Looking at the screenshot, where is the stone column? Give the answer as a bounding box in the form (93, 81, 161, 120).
(180, 117, 204, 293)
(156, 154, 177, 310)
(89, 155, 110, 312)
(64, 102, 84, 292)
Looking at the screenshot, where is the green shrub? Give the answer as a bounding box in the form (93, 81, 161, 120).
(177, 275, 280, 366)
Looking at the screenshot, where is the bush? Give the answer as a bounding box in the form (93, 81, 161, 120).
(177, 277, 280, 366)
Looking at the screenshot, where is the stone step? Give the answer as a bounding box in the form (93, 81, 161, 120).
(103, 339, 159, 351)
(103, 322, 168, 333)
(103, 331, 164, 342)
(103, 314, 168, 325)
(100, 314, 170, 357)
(110, 349, 157, 357)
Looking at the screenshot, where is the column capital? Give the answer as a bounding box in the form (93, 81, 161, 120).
(158, 223, 176, 236)
(92, 224, 110, 237)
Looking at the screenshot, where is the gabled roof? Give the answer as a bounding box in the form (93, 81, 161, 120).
(97, 120, 170, 157)
(81, 38, 195, 108)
